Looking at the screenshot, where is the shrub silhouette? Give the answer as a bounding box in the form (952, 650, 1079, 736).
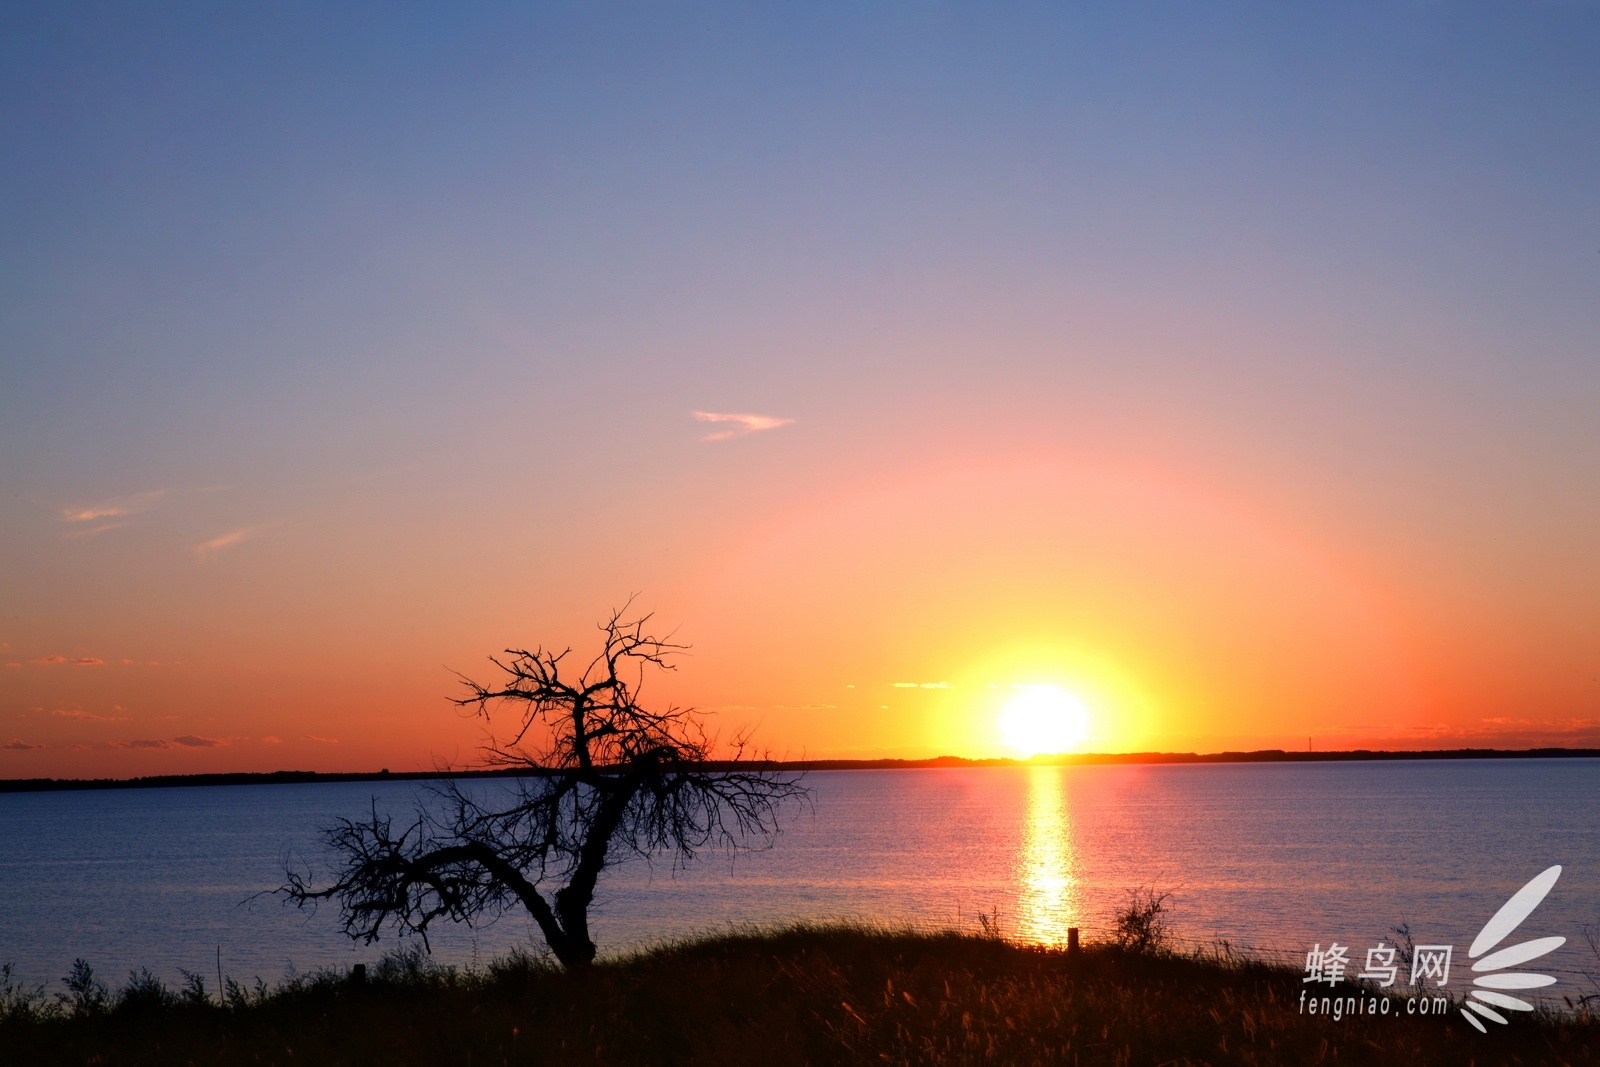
(1112, 886, 1173, 954)
(282, 605, 808, 969)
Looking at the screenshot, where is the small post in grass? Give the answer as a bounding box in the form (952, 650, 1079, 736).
(1067, 928, 1080, 956)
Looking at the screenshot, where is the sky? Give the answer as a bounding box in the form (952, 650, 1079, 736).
(3, 2, 1598, 777)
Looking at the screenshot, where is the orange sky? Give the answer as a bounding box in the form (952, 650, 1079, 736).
(6, 442, 1597, 778)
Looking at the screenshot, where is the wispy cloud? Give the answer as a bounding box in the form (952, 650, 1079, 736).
(62, 505, 129, 523)
(3, 739, 43, 751)
(771, 703, 838, 709)
(1319, 715, 1600, 751)
(60, 489, 168, 537)
(692, 411, 796, 442)
(196, 526, 260, 557)
(259, 736, 282, 744)
(103, 733, 234, 749)
(51, 709, 128, 722)
(892, 681, 954, 689)
(32, 655, 104, 666)
(302, 735, 341, 744)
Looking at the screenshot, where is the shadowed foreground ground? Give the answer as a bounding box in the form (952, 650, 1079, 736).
(4, 926, 1597, 1065)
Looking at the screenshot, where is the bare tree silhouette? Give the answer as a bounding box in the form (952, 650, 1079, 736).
(281, 605, 808, 969)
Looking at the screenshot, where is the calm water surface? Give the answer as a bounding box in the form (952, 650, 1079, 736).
(1, 760, 1596, 993)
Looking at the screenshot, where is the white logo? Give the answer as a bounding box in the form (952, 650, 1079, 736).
(1297, 864, 1565, 1033)
(1457, 864, 1564, 1033)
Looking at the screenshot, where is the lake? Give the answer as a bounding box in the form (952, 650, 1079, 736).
(1, 760, 1596, 998)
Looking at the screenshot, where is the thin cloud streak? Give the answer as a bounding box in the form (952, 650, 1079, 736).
(59, 489, 168, 535)
(196, 526, 259, 557)
(692, 411, 796, 442)
(61, 505, 128, 523)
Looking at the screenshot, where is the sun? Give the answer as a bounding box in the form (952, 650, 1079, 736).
(999, 686, 1092, 757)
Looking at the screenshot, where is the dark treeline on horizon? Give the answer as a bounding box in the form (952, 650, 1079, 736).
(3, 747, 1598, 794)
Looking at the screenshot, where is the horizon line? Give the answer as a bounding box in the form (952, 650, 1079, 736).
(6, 746, 1600, 794)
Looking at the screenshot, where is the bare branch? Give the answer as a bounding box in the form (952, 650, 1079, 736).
(282, 606, 808, 969)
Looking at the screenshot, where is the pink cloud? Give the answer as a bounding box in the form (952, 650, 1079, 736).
(1328, 716, 1600, 751)
(691, 410, 796, 442)
(195, 526, 261, 557)
(3, 739, 43, 751)
(173, 735, 225, 747)
(58, 490, 168, 535)
(302, 735, 341, 744)
(113, 739, 171, 750)
(32, 656, 104, 666)
(51, 709, 129, 722)
(61, 505, 128, 523)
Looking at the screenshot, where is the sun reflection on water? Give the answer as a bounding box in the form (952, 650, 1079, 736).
(1014, 764, 1080, 945)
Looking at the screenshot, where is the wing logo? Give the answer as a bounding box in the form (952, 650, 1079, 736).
(1458, 864, 1564, 1033)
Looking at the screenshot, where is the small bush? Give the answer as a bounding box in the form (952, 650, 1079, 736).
(223, 975, 270, 1010)
(58, 959, 109, 1017)
(177, 969, 211, 1008)
(0, 963, 47, 1023)
(1112, 886, 1173, 954)
(372, 944, 442, 987)
(116, 968, 171, 1014)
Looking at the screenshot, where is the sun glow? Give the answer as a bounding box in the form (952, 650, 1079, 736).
(999, 686, 1092, 757)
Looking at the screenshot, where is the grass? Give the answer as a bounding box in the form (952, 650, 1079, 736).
(3, 925, 1598, 1065)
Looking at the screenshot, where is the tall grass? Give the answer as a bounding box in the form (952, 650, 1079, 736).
(2, 925, 1596, 1064)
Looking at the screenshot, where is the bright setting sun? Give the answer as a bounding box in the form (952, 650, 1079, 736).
(997, 686, 1092, 757)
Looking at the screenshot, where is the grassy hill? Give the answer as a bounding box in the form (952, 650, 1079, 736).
(4, 925, 1596, 1065)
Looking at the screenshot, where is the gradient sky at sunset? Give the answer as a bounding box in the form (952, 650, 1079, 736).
(4, 3, 1598, 776)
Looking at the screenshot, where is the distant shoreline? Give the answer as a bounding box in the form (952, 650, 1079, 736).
(3, 746, 1597, 794)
